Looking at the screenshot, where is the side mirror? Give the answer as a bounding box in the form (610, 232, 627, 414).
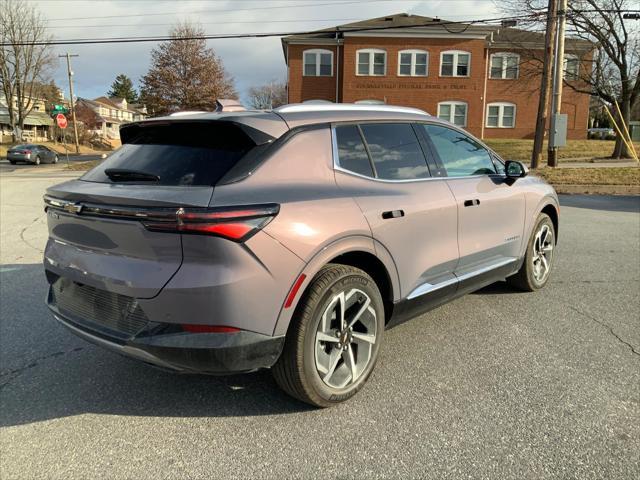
(505, 160, 528, 179)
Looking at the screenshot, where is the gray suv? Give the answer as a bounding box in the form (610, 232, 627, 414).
(43, 104, 559, 407)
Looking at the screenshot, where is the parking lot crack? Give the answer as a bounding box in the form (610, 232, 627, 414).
(570, 305, 640, 357)
(19, 213, 46, 253)
(0, 346, 85, 389)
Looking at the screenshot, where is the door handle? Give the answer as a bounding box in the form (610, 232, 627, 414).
(382, 210, 405, 219)
(463, 199, 481, 207)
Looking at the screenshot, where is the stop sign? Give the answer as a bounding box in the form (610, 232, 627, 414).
(56, 113, 68, 129)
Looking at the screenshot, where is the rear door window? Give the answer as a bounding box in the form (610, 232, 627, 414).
(82, 122, 259, 186)
(359, 123, 430, 180)
(422, 124, 496, 177)
(334, 125, 375, 177)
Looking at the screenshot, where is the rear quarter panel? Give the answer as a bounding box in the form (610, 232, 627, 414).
(211, 127, 400, 336)
(211, 127, 374, 260)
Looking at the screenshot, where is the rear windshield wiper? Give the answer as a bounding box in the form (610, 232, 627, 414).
(104, 168, 160, 182)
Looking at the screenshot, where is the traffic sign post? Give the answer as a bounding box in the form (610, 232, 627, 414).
(55, 113, 68, 129)
(51, 104, 69, 115)
(55, 114, 70, 168)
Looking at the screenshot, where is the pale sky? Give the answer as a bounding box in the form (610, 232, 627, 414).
(31, 0, 500, 103)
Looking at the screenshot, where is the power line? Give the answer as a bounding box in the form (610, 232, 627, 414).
(43, 18, 361, 29)
(2, 14, 538, 47)
(43, 0, 401, 22)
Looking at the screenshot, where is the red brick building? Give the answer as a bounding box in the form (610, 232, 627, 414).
(282, 14, 594, 139)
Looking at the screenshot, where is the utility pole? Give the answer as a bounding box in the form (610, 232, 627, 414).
(60, 53, 80, 154)
(530, 0, 557, 169)
(548, 0, 567, 168)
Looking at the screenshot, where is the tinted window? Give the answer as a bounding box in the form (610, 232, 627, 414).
(423, 124, 496, 177)
(82, 122, 258, 186)
(335, 125, 374, 177)
(359, 123, 429, 180)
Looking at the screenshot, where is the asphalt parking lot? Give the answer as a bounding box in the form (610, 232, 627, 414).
(0, 155, 104, 173)
(1, 168, 638, 479)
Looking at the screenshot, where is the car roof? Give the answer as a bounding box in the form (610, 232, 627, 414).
(133, 104, 448, 139)
(273, 103, 435, 129)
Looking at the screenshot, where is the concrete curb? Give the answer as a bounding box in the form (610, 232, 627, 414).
(552, 184, 640, 195)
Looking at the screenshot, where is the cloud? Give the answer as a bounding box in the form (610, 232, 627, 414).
(34, 0, 498, 102)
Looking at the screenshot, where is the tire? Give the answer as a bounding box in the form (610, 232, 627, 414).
(34, 155, 41, 165)
(273, 264, 385, 407)
(9, 160, 16, 165)
(507, 213, 555, 292)
(52, 155, 59, 164)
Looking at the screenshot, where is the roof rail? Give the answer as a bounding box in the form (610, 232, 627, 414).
(275, 103, 429, 115)
(169, 111, 207, 117)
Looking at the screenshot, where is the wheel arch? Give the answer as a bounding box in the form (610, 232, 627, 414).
(272, 235, 400, 337)
(540, 203, 559, 242)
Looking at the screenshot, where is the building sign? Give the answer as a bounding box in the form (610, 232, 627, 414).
(354, 83, 473, 91)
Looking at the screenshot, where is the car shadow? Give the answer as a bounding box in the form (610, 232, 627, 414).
(0, 264, 313, 428)
(559, 194, 640, 213)
(471, 281, 524, 295)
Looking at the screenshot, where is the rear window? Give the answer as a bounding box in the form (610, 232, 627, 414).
(359, 123, 430, 180)
(335, 125, 375, 177)
(11, 144, 37, 150)
(82, 122, 259, 186)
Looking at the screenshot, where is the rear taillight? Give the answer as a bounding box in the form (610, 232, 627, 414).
(23, 150, 31, 154)
(142, 204, 279, 242)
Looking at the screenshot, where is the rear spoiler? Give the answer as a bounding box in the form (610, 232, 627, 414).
(119, 119, 276, 146)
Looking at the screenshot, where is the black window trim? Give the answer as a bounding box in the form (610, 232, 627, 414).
(331, 120, 436, 183)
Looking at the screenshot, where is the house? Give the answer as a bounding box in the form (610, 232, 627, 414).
(281, 13, 594, 139)
(0, 94, 54, 143)
(74, 96, 147, 140)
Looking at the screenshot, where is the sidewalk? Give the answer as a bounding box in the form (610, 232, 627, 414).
(549, 161, 638, 168)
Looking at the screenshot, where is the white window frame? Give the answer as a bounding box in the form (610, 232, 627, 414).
(356, 48, 387, 76)
(439, 50, 471, 77)
(302, 49, 334, 77)
(397, 49, 429, 77)
(437, 101, 468, 127)
(489, 52, 520, 79)
(563, 54, 579, 80)
(486, 102, 517, 128)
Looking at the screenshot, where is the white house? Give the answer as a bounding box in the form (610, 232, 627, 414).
(75, 96, 147, 140)
(0, 94, 55, 143)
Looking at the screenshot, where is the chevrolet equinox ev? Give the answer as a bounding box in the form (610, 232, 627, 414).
(43, 104, 559, 407)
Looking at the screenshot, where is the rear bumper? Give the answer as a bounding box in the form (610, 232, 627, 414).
(47, 297, 285, 375)
(7, 154, 30, 161)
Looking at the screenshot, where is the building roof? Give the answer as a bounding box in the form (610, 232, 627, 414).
(81, 96, 146, 116)
(282, 13, 495, 44)
(0, 111, 53, 126)
(490, 27, 593, 52)
(281, 13, 594, 60)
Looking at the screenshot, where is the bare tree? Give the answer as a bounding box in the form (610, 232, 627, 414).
(496, 0, 640, 158)
(0, 0, 56, 141)
(247, 81, 287, 109)
(140, 23, 236, 116)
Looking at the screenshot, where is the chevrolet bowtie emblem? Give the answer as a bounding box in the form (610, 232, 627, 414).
(64, 203, 83, 214)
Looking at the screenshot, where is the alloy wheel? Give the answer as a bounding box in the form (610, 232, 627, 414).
(532, 224, 554, 283)
(315, 288, 377, 389)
